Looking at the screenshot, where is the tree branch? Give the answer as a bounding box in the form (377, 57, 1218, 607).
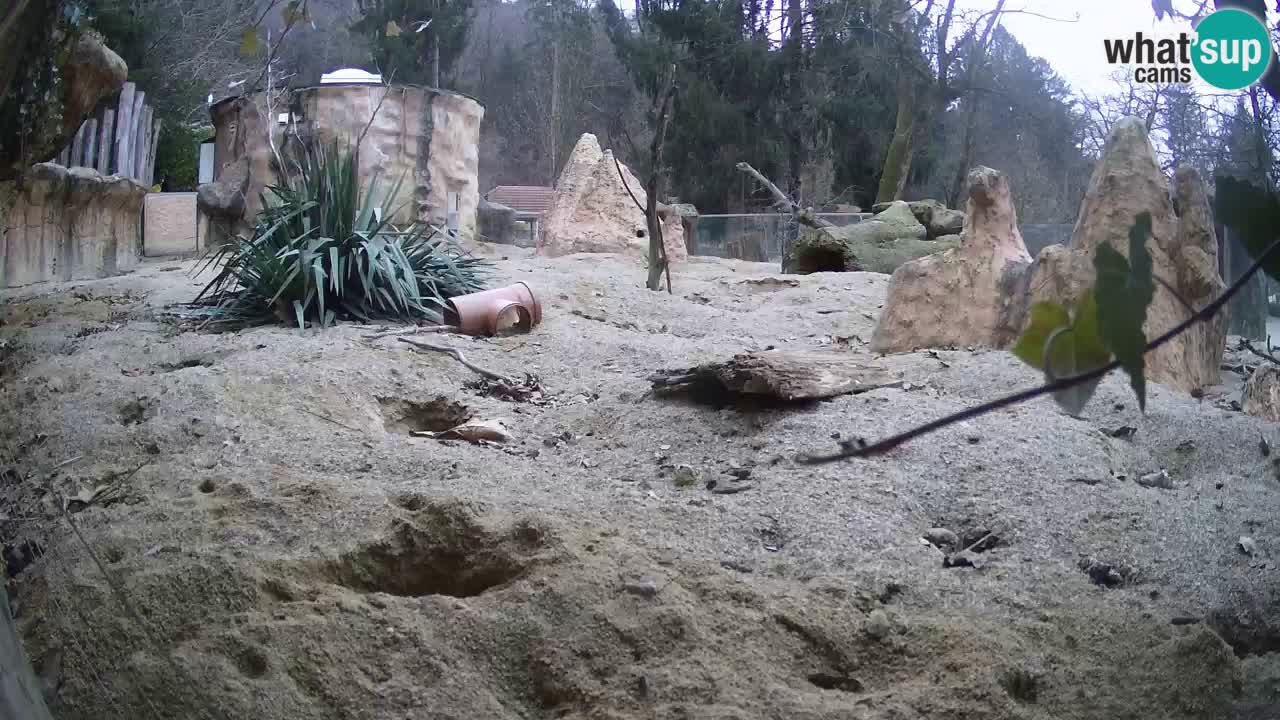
(797, 234, 1280, 465)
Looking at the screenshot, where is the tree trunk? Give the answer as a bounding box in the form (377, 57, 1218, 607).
(550, 40, 560, 184)
(876, 72, 917, 204)
(646, 68, 677, 292)
(947, 96, 980, 207)
(784, 0, 805, 203)
(433, 37, 441, 88)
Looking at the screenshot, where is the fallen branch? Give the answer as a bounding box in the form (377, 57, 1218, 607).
(363, 324, 456, 341)
(1240, 337, 1280, 367)
(797, 234, 1280, 465)
(398, 337, 513, 382)
(735, 162, 832, 229)
(302, 408, 364, 433)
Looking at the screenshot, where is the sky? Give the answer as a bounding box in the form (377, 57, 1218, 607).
(953, 0, 1204, 95)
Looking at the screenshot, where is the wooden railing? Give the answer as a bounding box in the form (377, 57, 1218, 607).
(54, 81, 160, 186)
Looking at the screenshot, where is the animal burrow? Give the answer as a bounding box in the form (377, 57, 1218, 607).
(118, 397, 156, 426)
(1206, 605, 1280, 658)
(158, 356, 216, 373)
(324, 501, 545, 598)
(377, 396, 471, 435)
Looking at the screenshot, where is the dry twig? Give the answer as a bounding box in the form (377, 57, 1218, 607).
(397, 337, 513, 382)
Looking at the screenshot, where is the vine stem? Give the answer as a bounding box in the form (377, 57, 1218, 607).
(797, 235, 1280, 465)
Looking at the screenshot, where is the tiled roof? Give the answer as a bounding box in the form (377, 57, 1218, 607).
(486, 185, 555, 216)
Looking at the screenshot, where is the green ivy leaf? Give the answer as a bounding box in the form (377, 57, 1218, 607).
(1093, 212, 1156, 411)
(239, 27, 261, 57)
(1012, 293, 1112, 416)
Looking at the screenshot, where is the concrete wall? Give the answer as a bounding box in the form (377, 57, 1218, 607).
(143, 192, 199, 256)
(209, 84, 484, 241)
(1, 163, 145, 289)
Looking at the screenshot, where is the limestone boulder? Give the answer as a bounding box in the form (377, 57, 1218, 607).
(872, 201, 928, 240)
(1027, 117, 1226, 394)
(537, 134, 687, 263)
(62, 34, 128, 139)
(478, 198, 517, 245)
(786, 222, 958, 274)
(871, 167, 1033, 353)
(197, 157, 249, 220)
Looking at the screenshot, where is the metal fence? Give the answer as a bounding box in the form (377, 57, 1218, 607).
(688, 213, 871, 262)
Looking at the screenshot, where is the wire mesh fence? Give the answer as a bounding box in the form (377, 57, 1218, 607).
(688, 213, 871, 262)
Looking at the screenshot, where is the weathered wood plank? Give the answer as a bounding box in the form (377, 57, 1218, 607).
(113, 82, 135, 176)
(145, 116, 161, 186)
(97, 108, 115, 175)
(129, 92, 146, 180)
(69, 122, 86, 167)
(132, 102, 149, 180)
(650, 350, 902, 401)
(83, 118, 98, 171)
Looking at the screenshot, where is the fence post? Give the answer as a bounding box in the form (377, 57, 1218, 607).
(83, 118, 98, 171)
(113, 82, 135, 176)
(97, 108, 115, 175)
(145, 117, 161, 187)
(129, 91, 146, 181)
(69, 123, 85, 167)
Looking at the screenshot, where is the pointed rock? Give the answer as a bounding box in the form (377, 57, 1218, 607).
(1027, 118, 1226, 394)
(870, 167, 1032, 353)
(537, 133, 687, 263)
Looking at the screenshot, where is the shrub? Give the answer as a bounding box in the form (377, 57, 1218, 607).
(193, 141, 489, 330)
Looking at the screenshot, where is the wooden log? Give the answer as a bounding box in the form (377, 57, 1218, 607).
(69, 122, 86, 167)
(97, 108, 115, 175)
(649, 350, 902, 402)
(113, 82, 135, 176)
(145, 116, 161, 186)
(83, 118, 98, 171)
(129, 92, 147, 180)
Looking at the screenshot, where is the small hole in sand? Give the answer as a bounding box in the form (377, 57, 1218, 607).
(377, 396, 471, 435)
(198, 478, 217, 494)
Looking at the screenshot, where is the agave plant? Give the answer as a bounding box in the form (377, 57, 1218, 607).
(192, 141, 489, 330)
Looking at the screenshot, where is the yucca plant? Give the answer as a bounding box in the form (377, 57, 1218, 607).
(192, 141, 489, 330)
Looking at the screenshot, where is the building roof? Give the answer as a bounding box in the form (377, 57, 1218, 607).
(486, 185, 555, 217)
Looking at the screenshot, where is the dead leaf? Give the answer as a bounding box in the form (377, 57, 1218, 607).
(386, 19, 402, 36)
(414, 418, 514, 444)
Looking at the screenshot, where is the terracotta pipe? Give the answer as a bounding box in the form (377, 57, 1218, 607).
(445, 283, 542, 336)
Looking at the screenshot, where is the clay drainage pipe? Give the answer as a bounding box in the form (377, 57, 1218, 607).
(445, 282, 542, 336)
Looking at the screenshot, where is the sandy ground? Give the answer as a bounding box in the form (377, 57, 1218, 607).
(2, 246, 1279, 719)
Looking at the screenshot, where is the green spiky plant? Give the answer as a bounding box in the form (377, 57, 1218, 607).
(192, 141, 489, 330)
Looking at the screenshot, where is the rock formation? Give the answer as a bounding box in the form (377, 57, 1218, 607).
(786, 223, 959, 274)
(871, 199, 966, 239)
(537, 134, 687, 262)
(785, 200, 953, 274)
(478, 198, 517, 245)
(197, 156, 250, 248)
(1, 163, 146, 288)
(1027, 118, 1226, 394)
(1, 23, 127, 181)
(870, 167, 1033, 353)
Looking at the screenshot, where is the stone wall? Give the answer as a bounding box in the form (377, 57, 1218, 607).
(1, 164, 145, 289)
(142, 192, 199, 256)
(209, 84, 484, 242)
